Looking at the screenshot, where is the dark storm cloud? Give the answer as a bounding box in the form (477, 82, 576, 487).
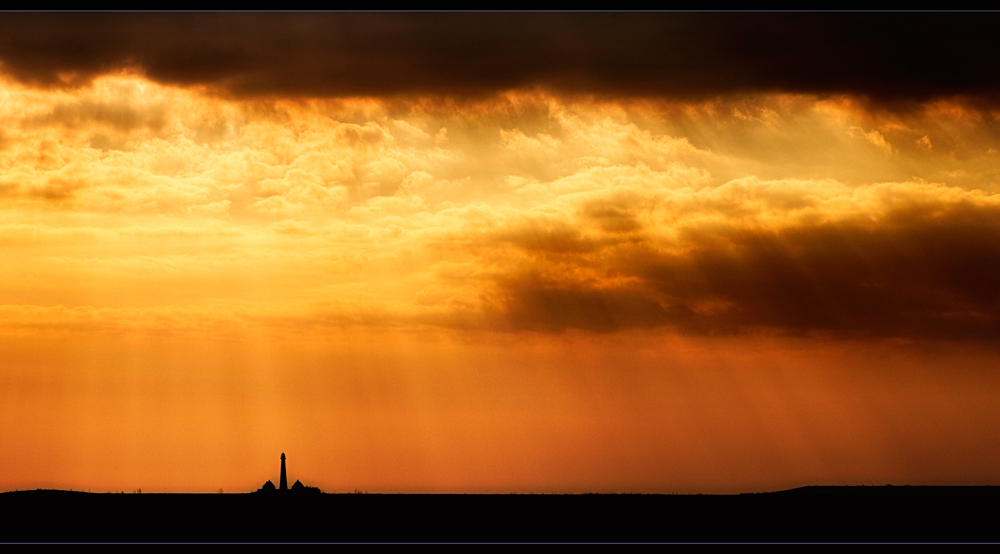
(489, 201, 1000, 339)
(0, 13, 997, 102)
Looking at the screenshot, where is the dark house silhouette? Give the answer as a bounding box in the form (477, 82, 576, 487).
(256, 453, 321, 494)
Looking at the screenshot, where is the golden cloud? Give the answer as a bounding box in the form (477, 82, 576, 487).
(1, 75, 999, 341)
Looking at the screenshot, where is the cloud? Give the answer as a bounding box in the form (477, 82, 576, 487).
(491, 278, 678, 333)
(863, 129, 893, 154)
(0, 13, 998, 103)
(454, 181, 1000, 340)
(2, 81, 999, 343)
(26, 99, 167, 132)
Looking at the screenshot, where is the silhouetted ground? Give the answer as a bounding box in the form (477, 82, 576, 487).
(2, 486, 998, 542)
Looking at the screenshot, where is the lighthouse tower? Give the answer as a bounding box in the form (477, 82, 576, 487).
(279, 453, 288, 491)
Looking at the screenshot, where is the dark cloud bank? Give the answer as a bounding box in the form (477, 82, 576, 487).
(486, 201, 1000, 341)
(1, 13, 998, 102)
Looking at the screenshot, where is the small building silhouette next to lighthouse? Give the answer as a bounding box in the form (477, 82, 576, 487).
(257, 453, 321, 494)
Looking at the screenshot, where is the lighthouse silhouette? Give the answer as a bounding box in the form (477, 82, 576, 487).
(279, 452, 288, 491)
(256, 452, 320, 493)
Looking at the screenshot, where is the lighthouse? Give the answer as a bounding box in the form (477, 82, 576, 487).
(257, 452, 320, 493)
(279, 453, 288, 491)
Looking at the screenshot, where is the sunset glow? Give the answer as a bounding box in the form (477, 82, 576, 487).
(2, 13, 1000, 494)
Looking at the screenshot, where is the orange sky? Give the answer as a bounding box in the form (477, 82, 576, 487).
(3, 16, 1000, 493)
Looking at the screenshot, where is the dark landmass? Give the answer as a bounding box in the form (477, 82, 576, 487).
(2, 486, 998, 543)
